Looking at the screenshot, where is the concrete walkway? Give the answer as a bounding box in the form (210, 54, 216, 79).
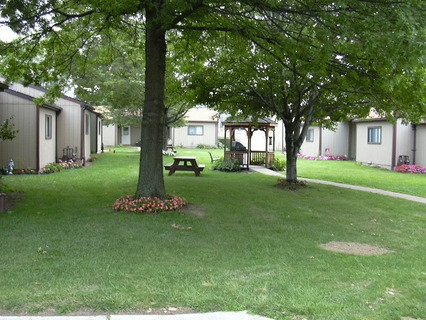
(250, 165, 426, 204)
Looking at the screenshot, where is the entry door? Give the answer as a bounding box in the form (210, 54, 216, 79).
(122, 126, 131, 145)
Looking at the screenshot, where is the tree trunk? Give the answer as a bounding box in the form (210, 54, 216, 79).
(135, 7, 167, 199)
(284, 123, 300, 183)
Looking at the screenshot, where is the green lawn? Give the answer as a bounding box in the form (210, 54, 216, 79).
(0, 147, 425, 320)
(295, 156, 426, 198)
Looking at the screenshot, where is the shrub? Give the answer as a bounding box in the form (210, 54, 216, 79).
(395, 164, 426, 174)
(113, 195, 187, 214)
(196, 144, 217, 149)
(270, 158, 286, 171)
(212, 159, 241, 172)
(42, 162, 63, 173)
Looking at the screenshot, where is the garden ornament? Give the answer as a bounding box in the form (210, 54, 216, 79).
(8, 159, 14, 174)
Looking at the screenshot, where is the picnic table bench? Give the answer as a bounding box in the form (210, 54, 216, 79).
(164, 156, 205, 176)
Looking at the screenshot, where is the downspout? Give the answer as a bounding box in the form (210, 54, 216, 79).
(81, 105, 86, 165)
(56, 109, 61, 162)
(412, 124, 417, 164)
(318, 124, 323, 156)
(391, 123, 397, 170)
(36, 105, 40, 171)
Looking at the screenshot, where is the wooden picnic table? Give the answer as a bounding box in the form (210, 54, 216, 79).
(164, 156, 205, 176)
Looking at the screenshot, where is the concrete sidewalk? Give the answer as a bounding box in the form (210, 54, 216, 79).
(0, 312, 274, 320)
(250, 165, 426, 204)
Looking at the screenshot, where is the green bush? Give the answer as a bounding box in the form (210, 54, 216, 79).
(212, 159, 241, 172)
(196, 144, 217, 149)
(42, 162, 63, 174)
(270, 157, 286, 171)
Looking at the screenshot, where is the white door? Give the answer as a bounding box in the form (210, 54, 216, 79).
(122, 126, 131, 145)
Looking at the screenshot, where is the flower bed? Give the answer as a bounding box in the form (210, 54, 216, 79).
(41, 160, 83, 173)
(113, 195, 188, 214)
(58, 159, 83, 169)
(395, 164, 426, 174)
(298, 154, 347, 161)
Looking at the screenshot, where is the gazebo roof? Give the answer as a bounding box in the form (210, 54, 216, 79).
(223, 116, 277, 127)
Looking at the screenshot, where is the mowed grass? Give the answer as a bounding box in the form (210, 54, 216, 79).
(296, 156, 426, 198)
(0, 147, 424, 320)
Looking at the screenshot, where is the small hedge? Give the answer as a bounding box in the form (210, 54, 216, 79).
(212, 159, 241, 172)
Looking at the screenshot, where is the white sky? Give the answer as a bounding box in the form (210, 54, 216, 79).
(0, 26, 18, 42)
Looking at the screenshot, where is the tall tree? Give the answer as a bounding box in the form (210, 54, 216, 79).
(182, 1, 426, 182)
(0, 0, 210, 198)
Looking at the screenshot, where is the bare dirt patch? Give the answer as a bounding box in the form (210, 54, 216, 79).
(319, 241, 393, 256)
(182, 204, 205, 217)
(0, 191, 24, 212)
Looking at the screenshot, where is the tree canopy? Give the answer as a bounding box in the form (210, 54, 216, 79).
(180, 1, 426, 181)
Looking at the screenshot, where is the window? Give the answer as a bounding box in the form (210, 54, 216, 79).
(306, 128, 314, 142)
(85, 114, 90, 135)
(368, 126, 382, 144)
(123, 126, 129, 135)
(45, 115, 52, 139)
(188, 125, 203, 135)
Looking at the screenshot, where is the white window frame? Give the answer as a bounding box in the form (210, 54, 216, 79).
(188, 125, 204, 136)
(45, 115, 52, 139)
(368, 126, 382, 144)
(85, 114, 90, 135)
(306, 128, 314, 142)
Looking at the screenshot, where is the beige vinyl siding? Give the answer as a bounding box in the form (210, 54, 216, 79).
(394, 120, 414, 163)
(322, 122, 350, 157)
(83, 110, 91, 161)
(8, 83, 45, 99)
(300, 126, 320, 156)
(0, 93, 37, 169)
(415, 124, 426, 167)
(298, 123, 350, 157)
(173, 122, 217, 148)
(102, 124, 118, 146)
(90, 115, 103, 154)
(355, 121, 394, 169)
(55, 97, 82, 160)
(130, 126, 141, 146)
(39, 108, 57, 168)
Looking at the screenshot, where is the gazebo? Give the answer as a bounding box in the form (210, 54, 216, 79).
(223, 117, 277, 169)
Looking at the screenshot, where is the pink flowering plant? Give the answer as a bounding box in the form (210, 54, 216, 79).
(298, 153, 347, 161)
(395, 164, 426, 174)
(113, 195, 188, 214)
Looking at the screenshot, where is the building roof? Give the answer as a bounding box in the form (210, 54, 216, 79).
(185, 107, 218, 122)
(224, 116, 277, 127)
